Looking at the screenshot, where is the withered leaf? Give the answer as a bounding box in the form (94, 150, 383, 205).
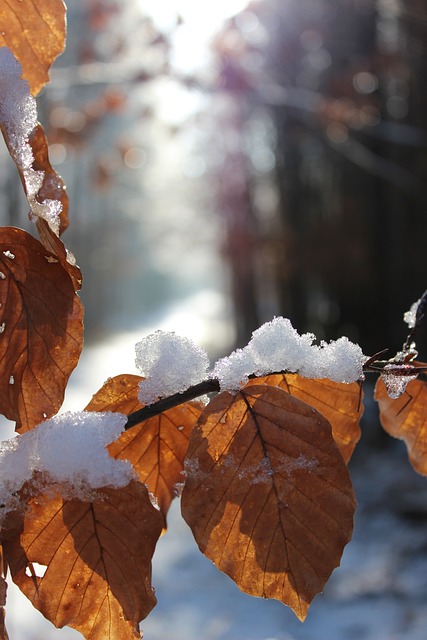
(0, 227, 83, 431)
(375, 373, 427, 475)
(181, 385, 356, 621)
(3, 482, 163, 639)
(29, 124, 69, 234)
(0, 548, 8, 640)
(0, 0, 66, 95)
(247, 374, 363, 463)
(85, 374, 202, 519)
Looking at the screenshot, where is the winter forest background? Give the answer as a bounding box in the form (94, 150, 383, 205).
(1, 0, 427, 638)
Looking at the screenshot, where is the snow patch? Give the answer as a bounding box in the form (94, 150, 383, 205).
(0, 411, 135, 523)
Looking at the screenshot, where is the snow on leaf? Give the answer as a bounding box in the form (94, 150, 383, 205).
(181, 385, 356, 621)
(246, 374, 363, 463)
(0, 0, 66, 96)
(0, 552, 7, 640)
(2, 482, 163, 639)
(28, 124, 69, 234)
(85, 374, 202, 520)
(375, 371, 427, 475)
(0, 227, 83, 431)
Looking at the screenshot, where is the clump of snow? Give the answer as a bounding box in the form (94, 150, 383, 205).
(0, 47, 37, 163)
(211, 347, 257, 391)
(212, 317, 366, 392)
(403, 297, 421, 329)
(0, 411, 135, 522)
(136, 331, 210, 405)
(0, 47, 61, 235)
(381, 364, 418, 399)
(249, 317, 316, 374)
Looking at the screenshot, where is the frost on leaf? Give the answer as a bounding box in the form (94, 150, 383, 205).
(181, 385, 356, 621)
(2, 482, 163, 639)
(375, 371, 427, 475)
(380, 363, 419, 400)
(0, 227, 83, 431)
(86, 374, 202, 520)
(0, 0, 66, 96)
(246, 374, 363, 463)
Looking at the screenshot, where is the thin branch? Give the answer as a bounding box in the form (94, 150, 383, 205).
(125, 378, 219, 430)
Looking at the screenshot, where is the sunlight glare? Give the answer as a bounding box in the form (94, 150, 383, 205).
(141, 0, 250, 72)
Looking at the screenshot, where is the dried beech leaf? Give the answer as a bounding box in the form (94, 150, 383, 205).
(375, 373, 427, 475)
(181, 385, 356, 621)
(29, 124, 69, 234)
(3, 482, 163, 639)
(247, 375, 363, 463)
(0, 551, 8, 640)
(35, 219, 82, 291)
(85, 374, 202, 518)
(0, 227, 83, 431)
(0, 0, 66, 95)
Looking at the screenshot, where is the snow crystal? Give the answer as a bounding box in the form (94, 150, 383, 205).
(0, 411, 135, 522)
(381, 364, 418, 399)
(136, 331, 210, 405)
(212, 317, 366, 392)
(2, 250, 15, 259)
(0, 323, 4, 334)
(403, 298, 421, 329)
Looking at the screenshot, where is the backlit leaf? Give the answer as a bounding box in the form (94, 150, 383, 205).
(0, 0, 66, 95)
(3, 482, 163, 639)
(0, 550, 7, 640)
(29, 124, 69, 234)
(0, 227, 83, 431)
(375, 373, 427, 475)
(247, 375, 363, 462)
(181, 385, 355, 621)
(85, 374, 202, 519)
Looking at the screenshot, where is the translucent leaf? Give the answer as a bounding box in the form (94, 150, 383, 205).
(29, 124, 69, 234)
(375, 373, 427, 475)
(2, 482, 163, 639)
(0, 227, 83, 431)
(247, 374, 363, 462)
(181, 385, 356, 621)
(85, 374, 202, 519)
(0, 0, 67, 95)
(0, 551, 7, 640)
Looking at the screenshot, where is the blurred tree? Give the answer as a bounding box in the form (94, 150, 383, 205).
(210, 0, 427, 355)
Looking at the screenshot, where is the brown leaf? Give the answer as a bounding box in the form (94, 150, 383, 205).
(0, 549, 8, 640)
(247, 375, 363, 463)
(35, 219, 82, 291)
(29, 124, 69, 234)
(85, 374, 202, 519)
(0, 0, 67, 95)
(0, 227, 83, 431)
(181, 385, 356, 621)
(3, 482, 163, 639)
(375, 373, 427, 475)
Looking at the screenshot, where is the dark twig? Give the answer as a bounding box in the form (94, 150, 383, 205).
(125, 378, 220, 430)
